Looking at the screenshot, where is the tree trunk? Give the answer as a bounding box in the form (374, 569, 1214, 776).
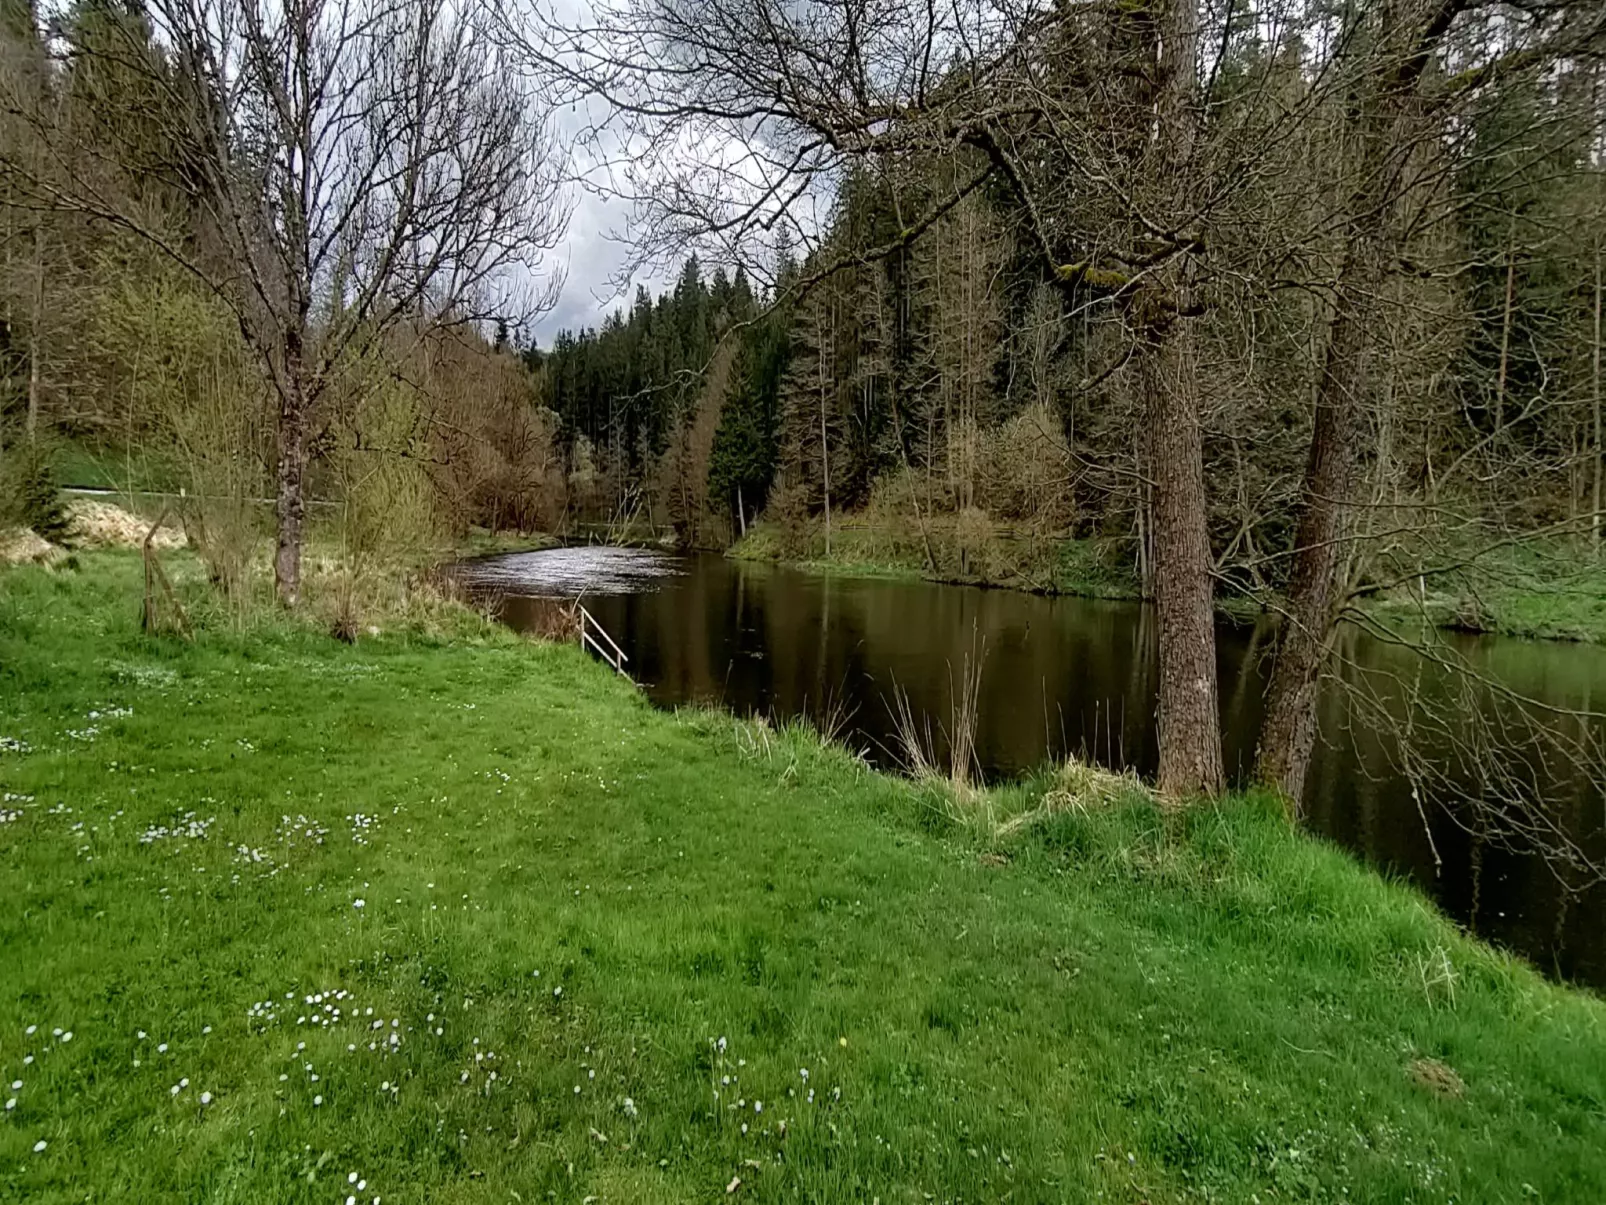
(820, 381, 832, 558)
(1254, 256, 1376, 807)
(1140, 324, 1224, 797)
(274, 344, 310, 607)
(1251, 0, 1442, 812)
(1593, 239, 1602, 549)
(1494, 234, 1515, 437)
(1139, 0, 1222, 799)
(25, 222, 42, 441)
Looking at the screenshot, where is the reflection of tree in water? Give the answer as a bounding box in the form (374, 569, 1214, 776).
(1316, 618, 1606, 983)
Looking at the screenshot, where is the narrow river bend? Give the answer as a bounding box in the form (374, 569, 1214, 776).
(461, 546, 1606, 991)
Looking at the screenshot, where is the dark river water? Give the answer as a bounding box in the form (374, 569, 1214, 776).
(462, 546, 1606, 991)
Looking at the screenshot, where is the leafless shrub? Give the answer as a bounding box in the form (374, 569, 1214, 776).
(516, 597, 583, 643)
(888, 631, 987, 803)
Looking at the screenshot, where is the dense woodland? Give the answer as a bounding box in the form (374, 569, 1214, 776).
(2, 0, 1605, 810)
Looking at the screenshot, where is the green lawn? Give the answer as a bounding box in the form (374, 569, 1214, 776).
(1, 554, 1603, 1203)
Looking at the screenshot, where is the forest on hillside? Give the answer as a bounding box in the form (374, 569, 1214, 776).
(2, 0, 1605, 809)
(544, 73, 1606, 588)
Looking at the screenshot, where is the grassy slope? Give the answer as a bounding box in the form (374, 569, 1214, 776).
(1, 556, 1603, 1204)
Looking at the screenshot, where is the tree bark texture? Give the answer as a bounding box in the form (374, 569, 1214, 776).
(274, 339, 309, 607)
(1254, 247, 1379, 807)
(1251, 0, 1452, 811)
(1139, 0, 1223, 798)
(1140, 316, 1225, 797)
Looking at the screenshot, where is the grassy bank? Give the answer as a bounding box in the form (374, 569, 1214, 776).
(2, 554, 1604, 1202)
(733, 518, 1606, 643)
(1361, 537, 1606, 644)
(731, 520, 1141, 599)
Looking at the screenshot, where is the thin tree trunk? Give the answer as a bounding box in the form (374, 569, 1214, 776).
(1593, 240, 1602, 549)
(274, 338, 310, 607)
(1494, 235, 1515, 437)
(1255, 254, 1375, 807)
(25, 223, 42, 441)
(819, 366, 832, 559)
(737, 483, 746, 538)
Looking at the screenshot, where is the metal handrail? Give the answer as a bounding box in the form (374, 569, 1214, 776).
(578, 604, 629, 675)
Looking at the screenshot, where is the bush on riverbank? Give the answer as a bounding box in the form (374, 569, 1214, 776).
(1, 552, 1604, 1201)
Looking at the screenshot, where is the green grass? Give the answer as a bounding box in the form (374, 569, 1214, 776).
(450, 528, 563, 560)
(731, 521, 1140, 598)
(1363, 536, 1606, 644)
(736, 516, 1606, 643)
(2, 553, 1604, 1203)
(50, 439, 183, 495)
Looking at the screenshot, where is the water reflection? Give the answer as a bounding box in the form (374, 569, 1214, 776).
(463, 547, 1606, 990)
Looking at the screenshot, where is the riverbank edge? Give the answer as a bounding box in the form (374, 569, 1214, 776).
(7, 547, 1597, 996)
(726, 521, 1606, 643)
(3, 550, 1605, 1197)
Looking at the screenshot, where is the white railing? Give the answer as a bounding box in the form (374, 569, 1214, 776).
(578, 604, 629, 676)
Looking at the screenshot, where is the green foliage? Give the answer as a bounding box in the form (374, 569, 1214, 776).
(0, 438, 68, 541)
(0, 556, 1604, 1201)
(708, 306, 790, 518)
(90, 259, 266, 605)
(543, 256, 751, 483)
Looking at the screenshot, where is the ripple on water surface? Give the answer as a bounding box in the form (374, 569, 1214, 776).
(457, 546, 683, 597)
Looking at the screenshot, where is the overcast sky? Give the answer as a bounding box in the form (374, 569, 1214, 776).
(523, 186, 661, 349)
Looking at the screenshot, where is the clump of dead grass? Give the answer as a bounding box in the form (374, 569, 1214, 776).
(1408, 1056, 1466, 1099)
(993, 757, 1147, 838)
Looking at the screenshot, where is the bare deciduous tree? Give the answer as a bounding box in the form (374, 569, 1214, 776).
(4, 0, 569, 603)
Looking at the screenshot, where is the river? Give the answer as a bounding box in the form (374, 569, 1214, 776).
(461, 545, 1606, 991)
